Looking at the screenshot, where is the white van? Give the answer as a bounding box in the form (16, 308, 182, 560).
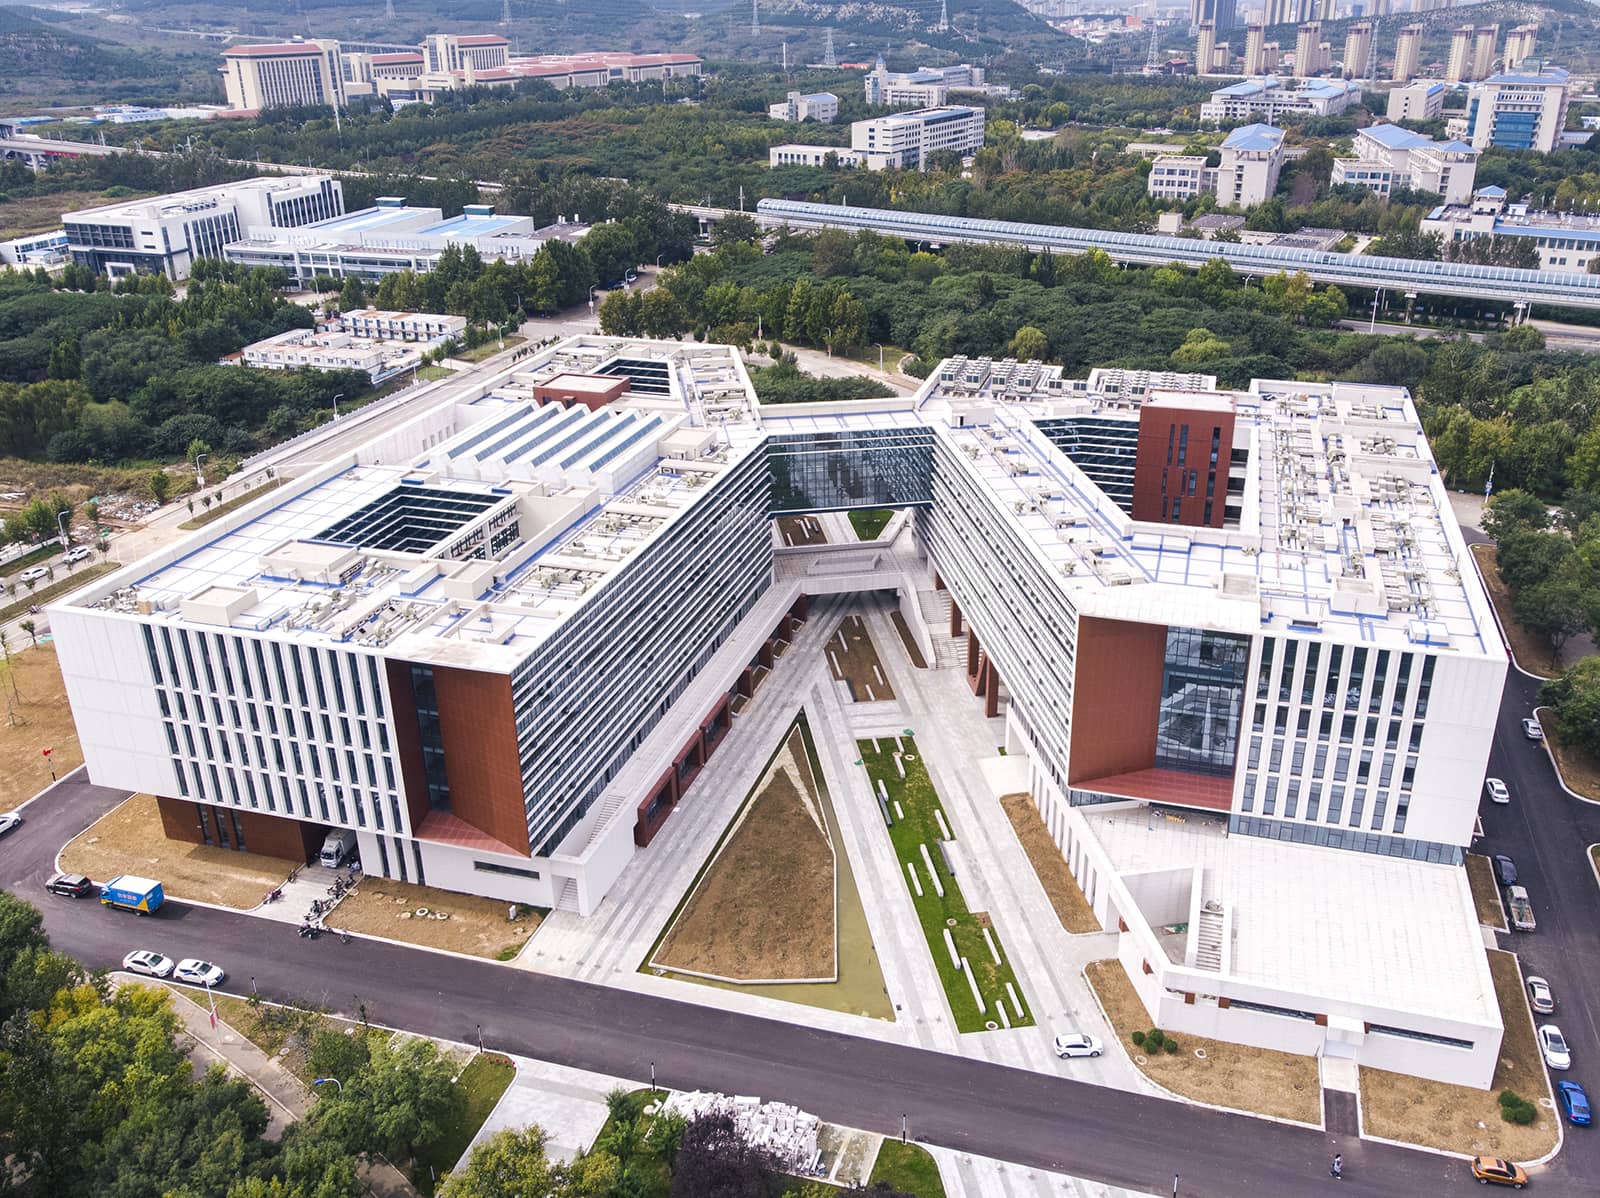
(320, 829, 357, 869)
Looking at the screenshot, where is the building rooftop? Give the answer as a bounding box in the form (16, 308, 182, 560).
(223, 42, 325, 57)
(59, 176, 331, 225)
(1083, 806, 1499, 1027)
(1482, 66, 1569, 86)
(1221, 122, 1284, 152)
(881, 105, 981, 124)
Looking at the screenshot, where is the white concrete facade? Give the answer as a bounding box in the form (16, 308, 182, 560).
(1331, 124, 1479, 203)
(769, 91, 839, 123)
(849, 106, 986, 171)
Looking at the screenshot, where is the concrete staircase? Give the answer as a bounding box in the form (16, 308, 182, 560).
(554, 877, 580, 914)
(1194, 899, 1226, 972)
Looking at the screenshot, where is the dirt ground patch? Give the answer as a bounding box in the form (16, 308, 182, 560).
(333, 879, 542, 960)
(59, 793, 290, 908)
(778, 515, 827, 546)
(0, 643, 84, 811)
(1471, 544, 1560, 677)
(1086, 960, 1321, 1124)
(1000, 794, 1100, 933)
(0, 190, 151, 238)
(1540, 707, 1600, 801)
(654, 728, 835, 981)
(826, 614, 895, 701)
(1466, 853, 1508, 930)
(1359, 949, 1557, 1160)
(889, 610, 927, 669)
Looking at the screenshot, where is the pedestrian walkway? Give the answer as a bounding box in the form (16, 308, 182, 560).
(930, 1145, 1157, 1198)
(467, 1056, 618, 1166)
(148, 976, 417, 1196)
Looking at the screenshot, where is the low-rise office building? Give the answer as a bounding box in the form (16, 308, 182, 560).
(223, 198, 589, 284)
(338, 308, 467, 342)
(231, 328, 425, 383)
(1332, 124, 1479, 203)
(769, 91, 839, 123)
(64, 176, 345, 280)
(849, 106, 986, 170)
(769, 144, 863, 169)
(55, 333, 1508, 1089)
(1386, 80, 1445, 122)
(1422, 185, 1600, 271)
(0, 228, 68, 266)
(864, 60, 986, 107)
(1147, 124, 1284, 210)
(1200, 76, 1361, 122)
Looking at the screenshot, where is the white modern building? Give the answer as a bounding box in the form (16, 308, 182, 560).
(63, 176, 345, 280)
(0, 228, 68, 266)
(339, 308, 467, 342)
(1147, 124, 1284, 209)
(1331, 124, 1479, 203)
(1200, 76, 1361, 122)
(1386, 80, 1445, 122)
(864, 60, 987, 107)
(849, 106, 986, 171)
(55, 334, 1509, 1089)
(769, 91, 839, 123)
(1458, 66, 1572, 153)
(223, 199, 589, 284)
(769, 144, 863, 169)
(1422, 186, 1600, 271)
(231, 328, 426, 383)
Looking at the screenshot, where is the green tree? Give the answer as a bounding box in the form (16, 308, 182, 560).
(1482, 489, 1550, 541)
(439, 1126, 556, 1197)
(1008, 325, 1049, 362)
(147, 471, 172, 504)
(1541, 656, 1600, 759)
(338, 275, 368, 312)
(583, 224, 640, 286)
(638, 289, 690, 340)
(1516, 575, 1590, 656)
(313, 1037, 458, 1168)
(711, 213, 762, 247)
(828, 291, 866, 352)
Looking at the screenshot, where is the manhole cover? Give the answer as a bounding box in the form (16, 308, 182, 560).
(1194, 1048, 1207, 1060)
(986, 1021, 998, 1030)
(946, 918, 957, 927)
(1134, 1054, 1148, 1066)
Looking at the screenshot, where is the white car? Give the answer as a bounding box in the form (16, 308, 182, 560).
(1523, 717, 1544, 741)
(0, 811, 21, 837)
(1485, 777, 1510, 804)
(1053, 1032, 1104, 1059)
(1527, 976, 1555, 1015)
(122, 950, 175, 978)
(173, 959, 226, 987)
(18, 565, 47, 583)
(1538, 1023, 1571, 1070)
(63, 546, 92, 564)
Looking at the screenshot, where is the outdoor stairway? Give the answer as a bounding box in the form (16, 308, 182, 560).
(554, 877, 580, 913)
(1193, 899, 1226, 972)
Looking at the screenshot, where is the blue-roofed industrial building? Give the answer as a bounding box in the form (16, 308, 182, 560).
(1200, 76, 1361, 123)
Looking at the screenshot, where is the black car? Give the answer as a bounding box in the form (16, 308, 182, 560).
(1494, 854, 1519, 887)
(45, 873, 96, 898)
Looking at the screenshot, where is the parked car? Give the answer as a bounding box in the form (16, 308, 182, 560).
(1557, 1080, 1591, 1127)
(1523, 717, 1544, 741)
(1526, 976, 1555, 1015)
(1494, 854, 1519, 887)
(1470, 1156, 1529, 1187)
(18, 565, 47, 582)
(121, 950, 174, 978)
(45, 873, 95, 898)
(1539, 1024, 1572, 1070)
(0, 811, 20, 837)
(1052, 1032, 1103, 1059)
(1485, 777, 1510, 804)
(63, 546, 92, 564)
(173, 959, 225, 987)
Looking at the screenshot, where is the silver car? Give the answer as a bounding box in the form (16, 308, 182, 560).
(122, 950, 175, 978)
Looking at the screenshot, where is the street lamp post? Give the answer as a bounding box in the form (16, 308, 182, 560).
(56, 509, 70, 551)
(331, 392, 345, 421)
(313, 1077, 344, 1095)
(874, 342, 884, 372)
(194, 451, 208, 490)
(824, 327, 833, 358)
(656, 254, 665, 269)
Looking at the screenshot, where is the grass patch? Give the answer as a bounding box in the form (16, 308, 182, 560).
(415, 365, 454, 382)
(0, 189, 150, 237)
(1086, 960, 1321, 1124)
(847, 509, 894, 541)
(0, 560, 118, 623)
(2, 541, 68, 576)
(1471, 544, 1561, 677)
(0, 644, 84, 810)
(450, 335, 525, 364)
(415, 1052, 516, 1193)
(208, 993, 362, 1086)
(888, 611, 926, 669)
(1359, 949, 1557, 1159)
(999, 794, 1101, 934)
(1540, 707, 1600, 802)
(869, 1139, 945, 1197)
(859, 735, 1032, 1033)
(179, 477, 286, 529)
(1466, 853, 1508, 930)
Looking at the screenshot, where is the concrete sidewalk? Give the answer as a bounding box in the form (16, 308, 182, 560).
(150, 977, 418, 1197)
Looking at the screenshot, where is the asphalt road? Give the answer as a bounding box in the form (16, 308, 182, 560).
(0, 781, 1513, 1196)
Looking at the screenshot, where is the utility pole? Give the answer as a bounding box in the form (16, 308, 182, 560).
(751, 0, 759, 37)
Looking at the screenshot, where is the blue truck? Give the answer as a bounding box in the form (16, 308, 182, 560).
(99, 875, 164, 915)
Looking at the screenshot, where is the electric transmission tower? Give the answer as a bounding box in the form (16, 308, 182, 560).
(1146, 23, 1159, 69)
(938, 0, 949, 33)
(823, 27, 836, 68)
(384, 0, 394, 19)
(501, 0, 511, 26)
(751, 0, 759, 37)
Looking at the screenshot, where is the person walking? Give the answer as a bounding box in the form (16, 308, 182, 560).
(1330, 1154, 1343, 1180)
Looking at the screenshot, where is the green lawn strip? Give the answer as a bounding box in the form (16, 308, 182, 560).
(452, 335, 525, 364)
(415, 1052, 517, 1193)
(180, 478, 287, 529)
(870, 1139, 947, 1197)
(858, 737, 1032, 1033)
(2, 541, 67, 576)
(848, 509, 894, 541)
(0, 561, 118, 622)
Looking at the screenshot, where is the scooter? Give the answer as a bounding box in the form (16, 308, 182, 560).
(263, 887, 282, 904)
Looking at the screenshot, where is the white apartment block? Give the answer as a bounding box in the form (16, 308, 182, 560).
(1200, 76, 1361, 123)
(1423, 186, 1600, 272)
(769, 144, 864, 169)
(1504, 24, 1539, 72)
(63, 176, 344, 280)
(1147, 123, 1284, 209)
(1461, 67, 1572, 153)
(1332, 124, 1479, 203)
(850, 106, 986, 171)
(339, 308, 467, 342)
(1391, 24, 1422, 83)
(232, 328, 426, 383)
(769, 91, 839, 123)
(1386, 80, 1444, 122)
